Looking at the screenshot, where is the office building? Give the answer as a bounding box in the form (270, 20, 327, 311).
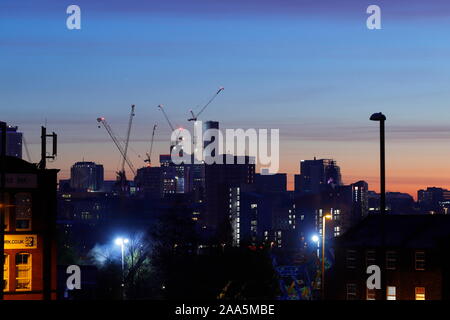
(0, 125, 22, 159)
(70, 161, 104, 192)
(297, 158, 342, 195)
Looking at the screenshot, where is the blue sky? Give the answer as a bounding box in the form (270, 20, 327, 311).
(2, 0, 450, 195)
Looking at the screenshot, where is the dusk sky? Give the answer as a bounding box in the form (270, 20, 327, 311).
(2, 0, 450, 197)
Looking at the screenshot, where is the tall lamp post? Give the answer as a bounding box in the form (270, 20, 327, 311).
(321, 213, 332, 299)
(115, 237, 129, 299)
(370, 112, 387, 300)
(369, 112, 386, 215)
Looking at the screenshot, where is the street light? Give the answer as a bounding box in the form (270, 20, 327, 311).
(370, 112, 387, 300)
(321, 213, 332, 299)
(115, 237, 129, 299)
(369, 112, 386, 215)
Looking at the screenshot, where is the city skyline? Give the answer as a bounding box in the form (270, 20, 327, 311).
(3, 0, 450, 197)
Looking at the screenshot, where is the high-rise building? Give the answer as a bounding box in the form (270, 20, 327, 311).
(297, 158, 342, 194)
(134, 166, 162, 197)
(203, 120, 219, 156)
(254, 173, 287, 193)
(70, 161, 104, 192)
(0, 125, 23, 158)
(204, 155, 255, 241)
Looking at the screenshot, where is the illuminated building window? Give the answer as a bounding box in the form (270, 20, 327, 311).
(15, 193, 32, 231)
(386, 251, 397, 270)
(387, 286, 396, 300)
(346, 283, 357, 300)
(366, 288, 376, 300)
(415, 287, 425, 300)
(415, 251, 425, 271)
(346, 250, 357, 269)
(3, 254, 8, 292)
(366, 250, 376, 266)
(15, 253, 32, 291)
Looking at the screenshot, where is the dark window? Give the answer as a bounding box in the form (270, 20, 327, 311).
(415, 251, 425, 271)
(346, 250, 357, 269)
(386, 251, 397, 270)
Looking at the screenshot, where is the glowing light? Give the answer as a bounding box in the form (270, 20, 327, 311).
(312, 235, 319, 243)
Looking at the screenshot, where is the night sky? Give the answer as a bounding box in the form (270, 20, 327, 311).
(2, 0, 450, 197)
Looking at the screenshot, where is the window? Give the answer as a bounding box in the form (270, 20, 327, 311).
(15, 193, 32, 231)
(366, 250, 376, 266)
(366, 288, 376, 300)
(386, 251, 397, 270)
(415, 287, 425, 300)
(346, 283, 357, 300)
(15, 253, 32, 291)
(4, 193, 10, 231)
(3, 254, 8, 292)
(346, 250, 357, 269)
(415, 251, 425, 271)
(387, 286, 396, 300)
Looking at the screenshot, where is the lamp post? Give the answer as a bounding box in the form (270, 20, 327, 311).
(321, 214, 332, 299)
(115, 237, 129, 299)
(370, 112, 387, 300)
(369, 112, 386, 215)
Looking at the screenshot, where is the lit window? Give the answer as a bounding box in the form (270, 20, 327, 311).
(15, 193, 32, 231)
(346, 283, 357, 300)
(387, 286, 396, 300)
(3, 254, 8, 292)
(366, 288, 376, 300)
(346, 250, 357, 269)
(15, 253, 32, 291)
(415, 287, 425, 300)
(366, 250, 376, 266)
(415, 251, 425, 271)
(386, 251, 397, 270)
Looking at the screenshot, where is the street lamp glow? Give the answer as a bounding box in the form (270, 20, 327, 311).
(114, 236, 129, 299)
(312, 235, 319, 243)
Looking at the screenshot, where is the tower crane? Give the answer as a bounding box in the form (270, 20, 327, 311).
(122, 104, 136, 173)
(145, 124, 157, 166)
(96, 108, 136, 184)
(158, 104, 183, 151)
(188, 87, 224, 122)
(157, 104, 175, 132)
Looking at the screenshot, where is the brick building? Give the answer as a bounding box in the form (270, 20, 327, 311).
(2, 156, 58, 300)
(328, 215, 450, 300)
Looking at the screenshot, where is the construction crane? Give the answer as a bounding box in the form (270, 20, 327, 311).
(122, 104, 136, 173)
(96, 114, 136, 177)
(158, 104, 183, 151)
(145, 124, 157, 166)
(157, 104, 175, 132)
(188, 87, 224, 122)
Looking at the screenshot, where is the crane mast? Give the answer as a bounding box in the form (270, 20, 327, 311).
(96, 116, 136, 176)
(122, 105, 135, 173)
(145, 124, 157, 166)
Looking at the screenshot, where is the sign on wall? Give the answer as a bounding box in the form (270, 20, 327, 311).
(5, 174, 37, 188)
(4, 235, 37, 249)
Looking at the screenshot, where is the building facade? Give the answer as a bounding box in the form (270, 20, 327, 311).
(2, 156, 58, 300)
(70, 161, 104, 192)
